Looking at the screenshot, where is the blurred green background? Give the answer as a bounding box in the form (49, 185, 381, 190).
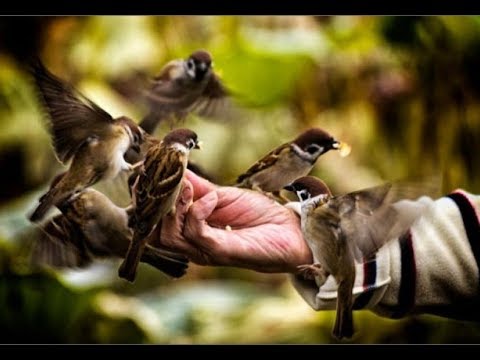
(1, 16, 480, 344)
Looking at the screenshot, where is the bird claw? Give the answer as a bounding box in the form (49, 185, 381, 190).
(251, 186, 287, 204)
(127, 161, 143, 172)
(297, 263, 327, 283)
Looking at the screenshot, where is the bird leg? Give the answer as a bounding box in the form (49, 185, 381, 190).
(271, 190, 290, 205)
(127, 161, 144, 172)
(297, 263, 328, 284)
(250, 185, 286, 204)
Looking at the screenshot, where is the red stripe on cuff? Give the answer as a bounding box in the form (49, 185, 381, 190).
(353, 255, 377, 310)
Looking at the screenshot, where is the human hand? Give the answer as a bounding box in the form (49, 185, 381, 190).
(155, 170, 313, 274)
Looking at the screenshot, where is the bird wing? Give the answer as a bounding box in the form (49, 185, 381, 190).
(334, 183, 425, 260)
(31, 60, 116, 164)
(145, 67, 235, 123)
(132, 143, 185, 235)
(236, 142, 290, 185)
(31, 215, 93, 269)
(143, 60, 198, 117)
(188, 73, 252, 123)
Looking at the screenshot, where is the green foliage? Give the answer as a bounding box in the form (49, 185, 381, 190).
(0, 16, 479, 344)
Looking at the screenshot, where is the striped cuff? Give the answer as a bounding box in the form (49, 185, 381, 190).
(291, 191, 480, 319)
(446, 191, 480, 279)
(374, 191, 480, 319)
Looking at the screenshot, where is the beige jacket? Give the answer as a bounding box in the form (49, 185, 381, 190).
(289, 190, 480, 321)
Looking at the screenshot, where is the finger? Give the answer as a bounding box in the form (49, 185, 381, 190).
(185, 169, 217, 201)
(178, 179, 194, 209)
(187, 190, 218, 221)
(184, 191, 228, 262)
(156, 180, 194, 251)
(184, 191, 220, 247)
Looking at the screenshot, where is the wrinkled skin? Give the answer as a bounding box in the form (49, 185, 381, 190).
(151, 170, 313, 273)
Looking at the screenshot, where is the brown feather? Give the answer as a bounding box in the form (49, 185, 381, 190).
(330, 182, 426, 260)
(236, 143, 290, 185)
(132, 143, 185, 235)
(139, 54, 230, 134)
(119, 138, 189, 282)
(31, 189, 188, 277)
(30, 59, 116, 164)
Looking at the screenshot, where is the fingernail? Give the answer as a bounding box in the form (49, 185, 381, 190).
(180, 181, 193, 205)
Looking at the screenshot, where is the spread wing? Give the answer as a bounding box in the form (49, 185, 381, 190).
(143, 60, 197, 116)
(188, 72, 232, 119)
(132, 143, 185, 235)
(143, 67, 232, 128)
(236, 143, 290, 185)
(31, 60, 115, 164)
(334, 183, 425, 260)
(31, 215, 92, 269)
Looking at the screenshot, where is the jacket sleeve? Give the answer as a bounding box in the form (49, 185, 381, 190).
(288, 190, 480, 320)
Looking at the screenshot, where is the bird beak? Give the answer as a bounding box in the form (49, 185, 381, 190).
(195, 141, 203, 150)
(283, 184, 295, 192)
(331, 140, 351, 157)
(199, 62, 207, 72)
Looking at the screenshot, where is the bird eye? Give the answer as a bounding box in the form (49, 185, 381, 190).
(298, 189, 310, 201)
(306, 145, 320, 155)
(187, 139, 195, 149)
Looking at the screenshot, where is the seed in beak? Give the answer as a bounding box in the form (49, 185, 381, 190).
(338, 142, 351, 157)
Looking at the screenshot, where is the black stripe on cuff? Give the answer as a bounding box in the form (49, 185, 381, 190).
(392, 230, 416, 318)
(446, 192, 480, 279)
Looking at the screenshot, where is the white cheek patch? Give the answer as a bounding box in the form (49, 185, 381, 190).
(291, 143, 317, 162)
(123, 125, 133, 143)
(171, 143, 189, 154)
(187, 68, 196, 79)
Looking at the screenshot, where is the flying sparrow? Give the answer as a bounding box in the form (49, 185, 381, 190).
(28, 60, 144, 222)
(32, 188, 188, 277)
(236, 128, 350, 194)
(118, 128, 201, 282)
(139, 49, 229, 134)
(284, 176, 425, 339)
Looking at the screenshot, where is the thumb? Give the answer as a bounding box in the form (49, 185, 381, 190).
(185, 169, 217, 201)
(178, 179, 194, 211)
(188, 190, 218, 221)
(184, 190, 223, 252)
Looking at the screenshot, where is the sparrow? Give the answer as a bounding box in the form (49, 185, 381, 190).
(28, 60, 144, 222)
(236, 128, 351, 194)
(139, 49, 229, 134)
(283, 176, 425, 339)
(118, 128, 201, 282)
(31, 188, 188, 277)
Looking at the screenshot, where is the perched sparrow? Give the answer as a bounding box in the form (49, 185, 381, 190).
(28, 60, 144, 222)
(124, 132, 217, 197)
(118, 128, 201, 282)
(31, 188, 188, 277)
(236, 128, 350, 194)
(284, 176, 425, 339)
(139, 49, 229, 134)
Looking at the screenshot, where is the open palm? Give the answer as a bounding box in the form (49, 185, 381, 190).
(157, 170, 312, 273)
